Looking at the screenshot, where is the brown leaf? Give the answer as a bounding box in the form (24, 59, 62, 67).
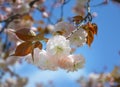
(13, 42, 34, 56)
(82, 22, 98, 46)
(86, 30, 94, 46)
(34, 41, 42, 50)
(92, 23, 98, 35)
(88, 22, 98, 35)
(72, 15, 83, 24)
(15, 28, 36, 41)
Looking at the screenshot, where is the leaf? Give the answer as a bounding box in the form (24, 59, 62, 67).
(72, 15, 83, 24)
(15, 28, 36, 41)
(88, 22, 98, 35)
(34, 41, 42, 50)
(13, 42, 34, 56)
(82, 22, 98, 46)
(86, 30, 94, 46)
(92, 23, 98, 35)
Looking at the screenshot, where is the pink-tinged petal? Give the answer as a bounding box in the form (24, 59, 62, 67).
(68, 28, 87, 47)
(54, 22, 76, 37)
(46, 35, 71, 58)
(26, 49, 58, 70)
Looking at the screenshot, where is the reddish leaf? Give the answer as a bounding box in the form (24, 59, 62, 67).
(87, 22, 98, 35)
(72, 15, 83, 24)
(13, 42, 34, 56)
(92, 23, 98, 35)
(86, 30, 94, 46)
(34, 41, 42, 50)
(82, 22, 98, 46)
(15, 28, 36, 41)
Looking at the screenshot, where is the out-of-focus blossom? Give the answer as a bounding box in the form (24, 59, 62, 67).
(8, 19, 33, 30)
(92, 12, 98, 18)
(54, 21, 75, 37)
(46, 35, 71, 57)
(0, 14, 7, 21)
(0, 24, 2, 31)
(42, 11, 49, 18)
(68, 28, 87, 47)
(6, 56, 19, 65)
(73, 0, 88, 16)
(4, 7, 12, 14)
(13, 4, 30, 14)
(46, 24, 55, 33)
(0, 59, 6, 69)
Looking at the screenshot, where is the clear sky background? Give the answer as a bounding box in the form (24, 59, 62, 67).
(9, 0, 120, 87)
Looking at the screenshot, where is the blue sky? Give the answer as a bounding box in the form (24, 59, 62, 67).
(1, 0, 120, 87)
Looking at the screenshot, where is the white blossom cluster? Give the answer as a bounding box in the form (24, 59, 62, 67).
(26, 35, 85, 71)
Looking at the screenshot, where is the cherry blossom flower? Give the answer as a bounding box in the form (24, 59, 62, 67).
(54, 22, 75, 37)
(26, 48, 58, 70)
(46, 35, 71, 58)
(72, 54, 85, 71)
(58, 54, 85, 71)
(8, 19, 33, 30)
(68, 28, 87, 47)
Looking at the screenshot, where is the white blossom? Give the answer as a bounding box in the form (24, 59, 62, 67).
(71, 54, 85, 71)
(26, 48, 57, 70)
(46, 35, 71, 58)
(54, 22, 75, 37)
(68, 28, 87, 47)
(58, 54, 85, 71)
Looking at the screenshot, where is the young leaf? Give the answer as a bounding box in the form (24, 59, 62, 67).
(15, 28, 36, 41)
(34, 41, 42, 50)
(88, 22, 98, 35)
(86, 30, 94, 46)
(72, 15, 83, 24)
(82, 22, 98, 46)
(92, 23, 98, 35)
(13, 42, 34, 56)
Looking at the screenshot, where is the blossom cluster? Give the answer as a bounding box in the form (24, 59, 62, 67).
(26, 35, 85, 71)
